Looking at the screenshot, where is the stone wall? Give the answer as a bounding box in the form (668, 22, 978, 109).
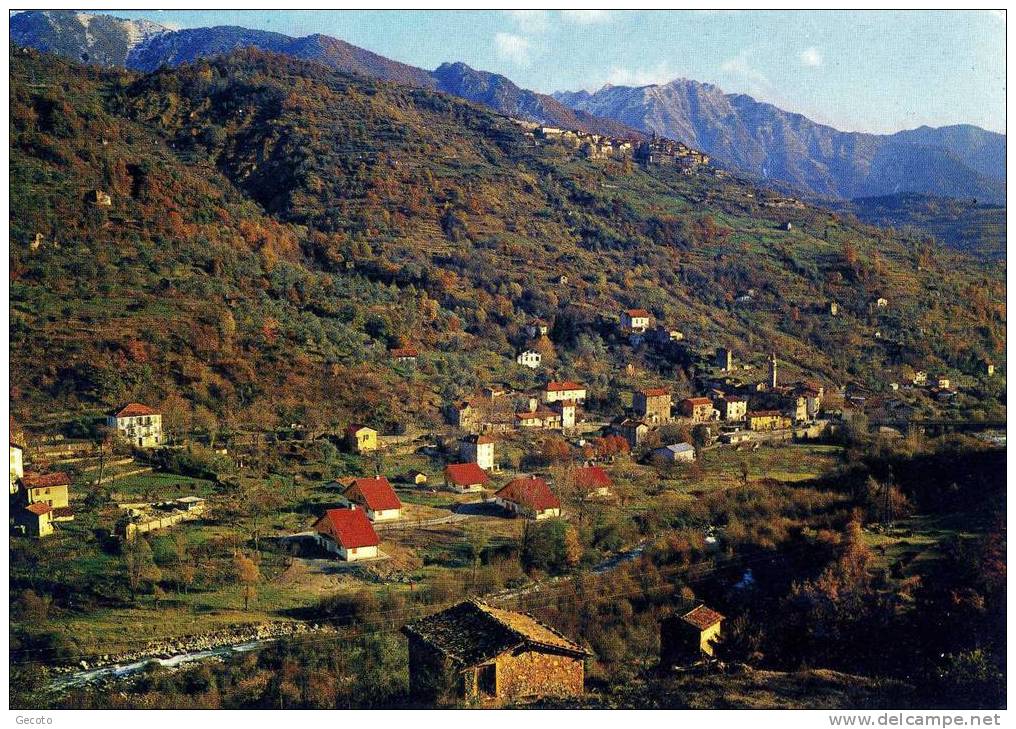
(493, 648, 584, 703)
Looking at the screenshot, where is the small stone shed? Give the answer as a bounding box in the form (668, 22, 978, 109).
(402, 599, 590, 705)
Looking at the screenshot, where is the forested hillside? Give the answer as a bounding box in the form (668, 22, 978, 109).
(9, 47, 1006, 431)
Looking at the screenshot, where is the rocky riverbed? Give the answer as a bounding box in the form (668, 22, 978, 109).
(49, 621, 337, 691)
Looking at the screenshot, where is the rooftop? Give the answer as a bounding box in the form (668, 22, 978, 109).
(444, 462, 490, 487)
(402, 599, 588, 666)
(681, 604, 725, 630)
(316, 507, 379, 549)
(114, 402, 158, 418)
(21, 472, 71, 489)
(495, 477, 560, 512)
(346, 476, 401, 512)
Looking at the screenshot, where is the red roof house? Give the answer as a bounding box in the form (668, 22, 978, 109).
(21, 472, 71, 490)
(344, 476, 402, 521)
(313, 507, 380, 561)
(574, 466, 613, 498)
(545, 381, 585, 393)
(494, 477, 561, 520)
(444, 463, 490, 493)
(113, 403, 158, 418)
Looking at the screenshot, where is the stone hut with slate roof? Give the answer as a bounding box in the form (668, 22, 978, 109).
(402, 599, 589, 704)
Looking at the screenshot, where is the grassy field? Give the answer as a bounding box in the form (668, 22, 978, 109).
(15, 440, 848, 659)
(110, 473, 216, 502)
(862, 511, 987, 580)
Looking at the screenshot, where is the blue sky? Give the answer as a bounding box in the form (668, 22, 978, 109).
(101, 9, 1006, 134)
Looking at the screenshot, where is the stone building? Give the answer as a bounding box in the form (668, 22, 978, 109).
(716, 396, 747, 421)
(633, 387, 671, 423)
(611, 418, 650, 449)
(402, 599, 589, 705)
(679, 397, 714, 422)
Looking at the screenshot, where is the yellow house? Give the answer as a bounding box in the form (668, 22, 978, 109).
(21, 472, 71, 509)
(661, 604, 725, 665)
(15, 503, 54, 538)
(747, 411, 790, 431)
(345, 424, 378, 453)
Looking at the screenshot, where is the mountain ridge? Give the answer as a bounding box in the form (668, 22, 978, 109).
(10, 9, 1005, 203)
(553, 78, 1005, 203)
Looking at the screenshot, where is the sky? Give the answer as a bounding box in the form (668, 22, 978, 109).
(99, 9, 1006, 134)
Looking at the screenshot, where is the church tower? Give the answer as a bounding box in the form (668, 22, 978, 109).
(768, 353, 778, 389)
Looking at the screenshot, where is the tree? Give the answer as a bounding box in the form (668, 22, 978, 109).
(234, 552, 261, 611)
(123, 536, 161, 601)
(690, 424, 711, 453)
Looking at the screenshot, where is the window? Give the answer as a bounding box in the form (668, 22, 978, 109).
(476, 664, 496, 697)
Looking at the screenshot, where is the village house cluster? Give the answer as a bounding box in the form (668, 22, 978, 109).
(510, 119, 711, 173)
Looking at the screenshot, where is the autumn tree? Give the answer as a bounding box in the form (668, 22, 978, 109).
(234, 552, 261, 611)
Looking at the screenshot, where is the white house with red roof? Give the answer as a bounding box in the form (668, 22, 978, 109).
(494, 476, 561, 520)
(621, 308, 652, 333)
(313, 506, 379, 561)
(107, 403, 162, 448)
(574, 466, 614, 500)
(444, 462, 490, 493)
(542, 381, 587, 404)
(344, 476, 402, 522)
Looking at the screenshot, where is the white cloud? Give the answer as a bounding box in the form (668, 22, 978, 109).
(494, 32, 532, 66)
(720, 51, 771, 93)
(798, 47, 823, 67)
(504, 10, 550, 34)
(560, 10, 613, 24)
(602, 61, 677, 88)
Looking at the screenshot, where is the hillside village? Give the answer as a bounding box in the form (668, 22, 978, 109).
(8, 46, 1005, 711)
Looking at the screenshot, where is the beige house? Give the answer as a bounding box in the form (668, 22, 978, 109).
(444, 463, 490, 494)
(716, 396, 747, 421)
(108, 403, 162, 448)
(21, 472, 71, 509)
(14, 503, 53, 538)
(543, 381, 587, 404)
